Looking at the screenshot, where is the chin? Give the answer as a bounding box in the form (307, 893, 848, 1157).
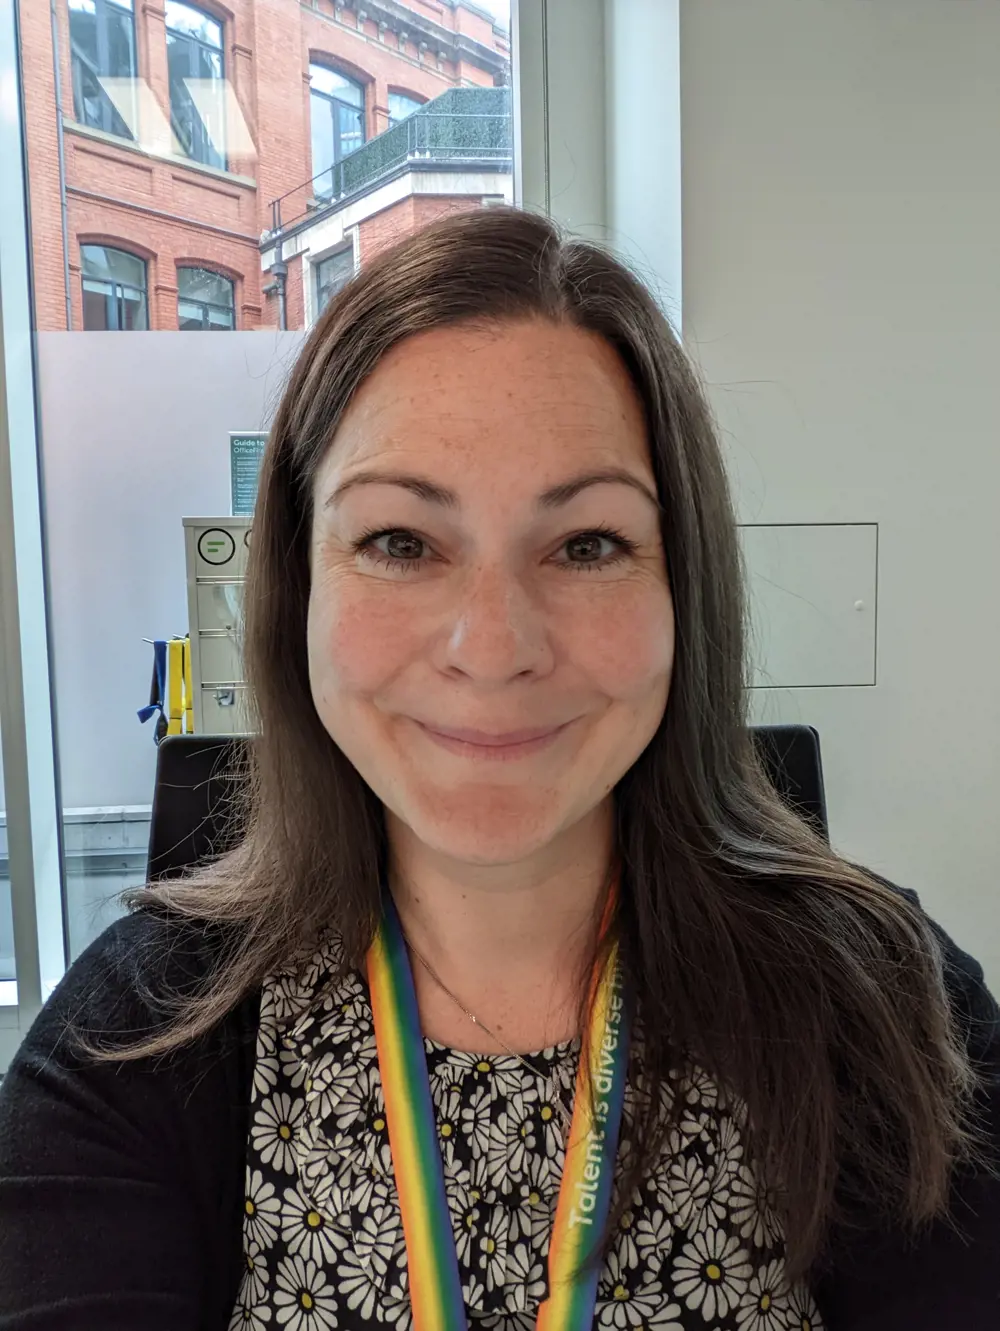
(401, 784, 572, 867)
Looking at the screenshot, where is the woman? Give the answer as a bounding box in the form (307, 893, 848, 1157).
(0, 208, 997, 1331)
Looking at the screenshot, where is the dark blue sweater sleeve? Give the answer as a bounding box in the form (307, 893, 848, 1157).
(0, 911, 253, 1331)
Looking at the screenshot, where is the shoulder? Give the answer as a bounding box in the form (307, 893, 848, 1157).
(877, 878, 999, 1066)
(0, 910, 257, 1326)
(17, 907, 255, 1066)
(815, 878, 1000, 1328)
(1, 908, 260, 1146)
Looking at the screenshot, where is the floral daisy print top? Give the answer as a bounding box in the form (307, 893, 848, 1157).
(230, 934, 822, 1331)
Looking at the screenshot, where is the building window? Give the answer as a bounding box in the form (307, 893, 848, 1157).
(388, 92, 423, 127)
(314, 247, 355, 317)
(80, 245, 147, 330)
(165, 1, 225, 169)
(310, 64, 365, 198)
(177, 267, 236, 329)
(68, 0, 137, 140)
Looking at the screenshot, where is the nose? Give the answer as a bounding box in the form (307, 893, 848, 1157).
(435, 561, 555, 685)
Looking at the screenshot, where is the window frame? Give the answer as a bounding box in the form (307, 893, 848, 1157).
(164, 0, 227, 170)
(80, 243, 149, 331)
(313, 244, 355, 320)
(387, 89, 425, 127)
(309, 61, 367, 198)
(176, 264, 237, 330)
(0, 0, 69, 1046)
(68, 0, 138, 140)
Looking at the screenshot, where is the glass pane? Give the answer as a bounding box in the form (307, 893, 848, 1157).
(121, 286, 148, 331)
(164, 0, 222, 47)
(178, 267, 232, 307)
(81, 279, 113, 330)
(177, 299, 205, 329)
(69, 0, 136, 138)
(68, 4, 98, 66)
(80, 244, 144, 287)
(168, 33, 225, 168)
(206, 304, 236, 331)
(16, 0, 513, 960)
(315, 247, 354, 314)
(309, 63, 364, 106)
(107, 8, 137, 78)
(336, 102, 364, 159)
(72, 60, 105, 130)
(310, 91, 335, 197)
(388, 92, 422, 125)
(196, 46, 222, 82)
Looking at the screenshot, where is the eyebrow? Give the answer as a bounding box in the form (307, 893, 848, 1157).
(326, 467, 661, 511)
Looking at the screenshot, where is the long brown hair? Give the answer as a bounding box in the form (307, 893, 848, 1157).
(121, 206, 978, 1277)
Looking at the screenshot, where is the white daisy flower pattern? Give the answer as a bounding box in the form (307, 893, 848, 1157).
(242, 1241, 271, 1305)
(672, 1226, 753, 1321)
(735, 1259, 789, 1331)
(281, 1186, 347, 1265)
(668, 1153, 713, 1230)
(234, 946, 825, 1330)
(274, 1254, 338, 1329)
(229, 1293, 273, 1330)
(251, 1092, 306, 1175)
(728, 1163, 783, 1250)
(244, 1169, 282, 1248)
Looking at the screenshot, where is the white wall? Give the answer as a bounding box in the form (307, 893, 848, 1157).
(36, 331, 304, 809)
(681, 0, 1000, 983)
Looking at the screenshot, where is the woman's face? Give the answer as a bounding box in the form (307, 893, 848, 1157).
(308, 318, 674, 868)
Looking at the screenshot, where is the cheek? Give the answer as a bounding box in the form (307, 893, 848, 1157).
(566, 584, 675, 703)
(307, 576, 424, 701)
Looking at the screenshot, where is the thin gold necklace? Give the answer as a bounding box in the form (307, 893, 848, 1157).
(403, 933, 576, 1134)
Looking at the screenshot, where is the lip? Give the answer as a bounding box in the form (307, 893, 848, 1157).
(413, 719, 572, 759)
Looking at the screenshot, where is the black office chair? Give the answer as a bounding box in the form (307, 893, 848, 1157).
(147, 724, 829, 882)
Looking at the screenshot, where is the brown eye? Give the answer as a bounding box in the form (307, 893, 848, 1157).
(379, 531, 424, 561)
(565, 534, 609, 563)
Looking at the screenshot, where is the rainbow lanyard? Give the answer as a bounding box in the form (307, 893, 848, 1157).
(367, 896, 629, 1331)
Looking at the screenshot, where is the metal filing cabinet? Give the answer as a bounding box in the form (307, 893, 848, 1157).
(183, 517, 252, 734)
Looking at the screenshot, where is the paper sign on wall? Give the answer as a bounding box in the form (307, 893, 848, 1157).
(230, 433, 267, 517)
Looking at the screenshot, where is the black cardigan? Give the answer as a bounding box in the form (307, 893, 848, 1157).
(0, 903, 998, 1330)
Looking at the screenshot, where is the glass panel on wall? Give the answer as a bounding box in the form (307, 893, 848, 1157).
(178, 267, 236, 330)
(69, 0, 137, 140)
(15, 0, 513, 959)
(80, 245, 148, 330)
(166, 0, 225, 169)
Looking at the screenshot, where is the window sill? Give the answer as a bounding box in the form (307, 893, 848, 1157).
(63, 120, 257, 190)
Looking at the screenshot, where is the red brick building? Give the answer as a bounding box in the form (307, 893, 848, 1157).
(19, 0, 511, 333)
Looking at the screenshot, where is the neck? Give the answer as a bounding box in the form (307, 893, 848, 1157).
(385, 805, 614, 1053)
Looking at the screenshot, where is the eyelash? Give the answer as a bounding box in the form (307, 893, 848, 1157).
(352, 524, 639, 573)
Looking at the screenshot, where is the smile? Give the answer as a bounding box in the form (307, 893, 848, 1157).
(412, 720, 572, 761)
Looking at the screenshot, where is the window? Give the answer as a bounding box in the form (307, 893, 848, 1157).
(310, 64, 365, 198)
(177, 266, 236, 329)
(388, 92, 423, 127)
(165, 1, 225, 169)
(68, 0, 137, 140)
(7, 0, 515, 999)
(314, 247, 354, 317)
(80, 245, 148, 329)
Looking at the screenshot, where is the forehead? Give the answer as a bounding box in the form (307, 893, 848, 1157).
(320, 318, 651, 484)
